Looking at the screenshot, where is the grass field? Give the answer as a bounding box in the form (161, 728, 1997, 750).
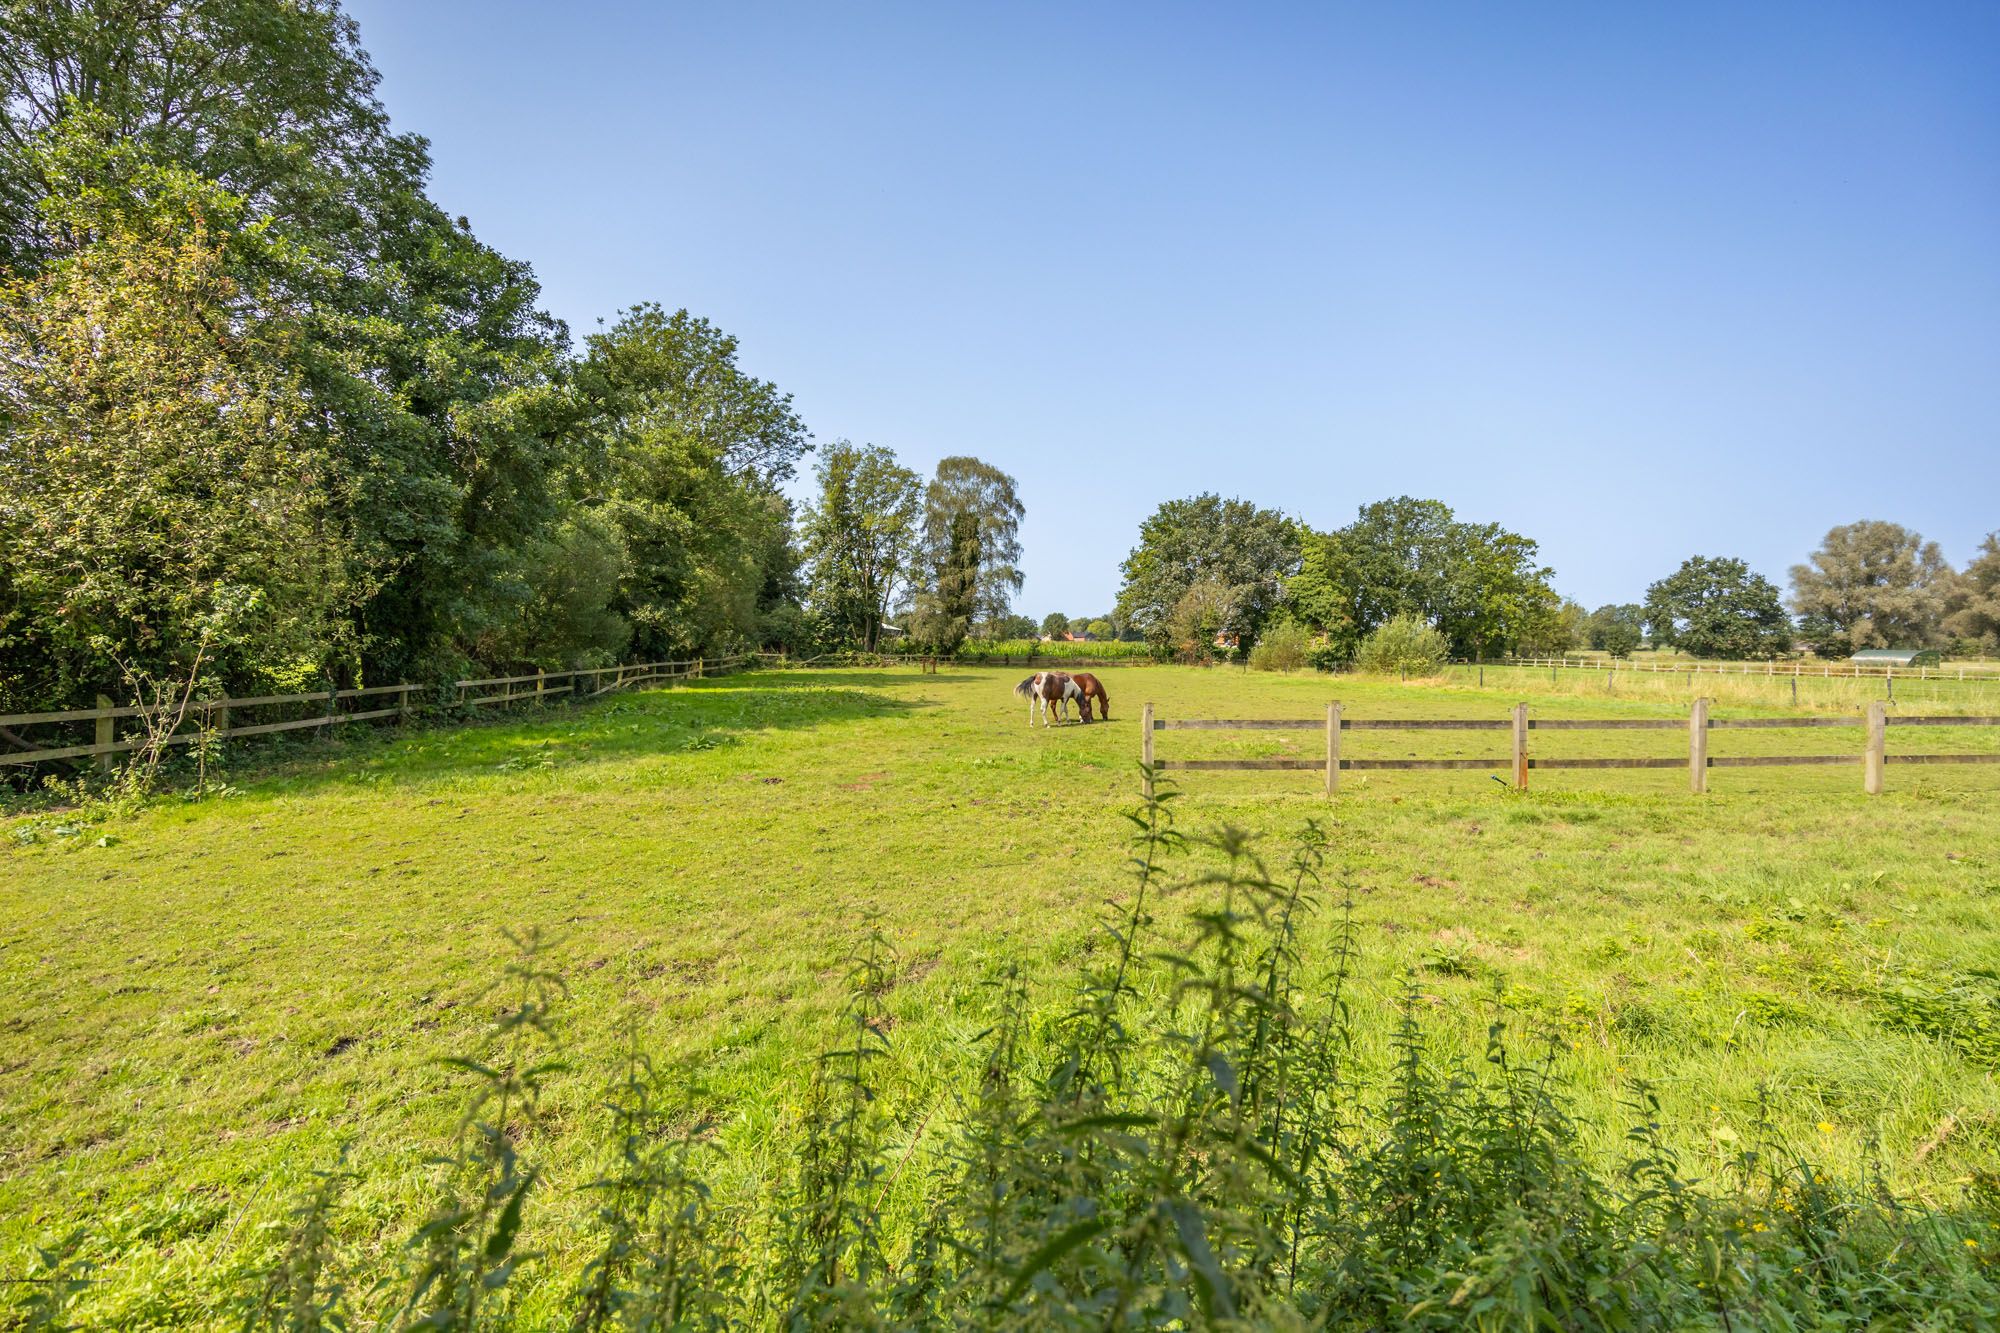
(5, 664, 2000, 1324)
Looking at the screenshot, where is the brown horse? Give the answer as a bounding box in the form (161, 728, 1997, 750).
(1013, 671, 1082, 727)
(1071, 672, 1110, 722)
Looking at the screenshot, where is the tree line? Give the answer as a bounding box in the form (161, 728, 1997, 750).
(1110, 496, 1999, 664)
(0, 3, 1028, 711)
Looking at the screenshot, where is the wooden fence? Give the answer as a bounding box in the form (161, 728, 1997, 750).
(1495, 656, 2000, 684)
(1140, 700, 2000, 798)
(0, 655, 751, 772)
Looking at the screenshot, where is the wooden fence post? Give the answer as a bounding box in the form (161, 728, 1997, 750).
(536, 668, 545, 703)
(1689, 696, 1709, 794)
(1865, 700, 1886, 795)
(95, 694, 114, 774)
(1511, 702, 1529, 790)
(399, 686, 412, 725)
(211, 700, 230, 744)
(1326, 702, 1341, 797)
(1142, 702, 1156, 799)
(326, 684, 338, 735)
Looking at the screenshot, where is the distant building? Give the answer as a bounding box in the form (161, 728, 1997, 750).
(1850, 648, 1942, 668)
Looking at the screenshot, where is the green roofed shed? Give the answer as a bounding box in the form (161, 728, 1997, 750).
(1849, 648, 1942, 667)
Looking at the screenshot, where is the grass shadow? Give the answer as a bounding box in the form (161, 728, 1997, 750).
(219, 671, 931, 797)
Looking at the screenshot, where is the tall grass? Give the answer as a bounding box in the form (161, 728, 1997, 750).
(1442, 662, 2000, 714)
(23, 778, 2000, 1329)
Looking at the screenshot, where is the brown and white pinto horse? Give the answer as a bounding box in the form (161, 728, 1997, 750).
(1070, 672, 1110, 722)
(1013, 671, 1082, 727)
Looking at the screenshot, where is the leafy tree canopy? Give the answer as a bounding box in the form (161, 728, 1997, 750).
(1284, 497, 1557, 661)
(1116, 495, 1300, 650)
(906, 457, 1023, 653)
(1643, 556, 1792, 660)
(1945, 533, 2000, 653)
(799, 442, 921, 652)
(1788, 520, 1951, 656)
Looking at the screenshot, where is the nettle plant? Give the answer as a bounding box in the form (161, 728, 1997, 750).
(25, 776, 2000, 1331)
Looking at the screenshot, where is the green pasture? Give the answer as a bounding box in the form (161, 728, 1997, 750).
(5, 664, 2000, 1324)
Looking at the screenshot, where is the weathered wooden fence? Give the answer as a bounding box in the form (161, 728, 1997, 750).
(1140, 700, 2000, 798)
(0, 655, 750, 772)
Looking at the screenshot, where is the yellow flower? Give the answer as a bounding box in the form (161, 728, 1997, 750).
(1967, 1239, 1981, 1249)
(1817, 1121, 1835, 1134)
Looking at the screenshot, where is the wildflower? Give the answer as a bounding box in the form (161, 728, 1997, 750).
(1817, 1121, 1835, 1134)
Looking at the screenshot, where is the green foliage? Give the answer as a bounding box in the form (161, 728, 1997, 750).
(578, 305, 807, 660)
(1789, 521, 1952, 656)
(1644, 556, 1793, 660)
(1586, 603, 1646, 657)
(1165, 579, 1240, 663)
(1116, 494, 1300, 651)
(1286, 498, 1558, 661)
(1946, 533, 2000, 653)
(948, 638, 1157, 663)
(0, 11, 814, 707)
(0, 121, 361, 705)
(1247, 620, 1310, 671)
(1355, 612, 1451, 675)
(906, 458, 1024, 655)
(798, 443, 922, 652)
(1518, 597, 1590, 657)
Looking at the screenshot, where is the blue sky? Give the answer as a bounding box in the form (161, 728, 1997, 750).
(345, 1, 1999, 619)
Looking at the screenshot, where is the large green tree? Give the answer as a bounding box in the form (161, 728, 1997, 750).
(907, 457, 1023, 653)
(1945, 533, 2000, 653)
(1788, 521, 1951, 655)
(1285, 498, 1557, 660)
(1, 0, 580, 690)
(0, 132, 358, 707)
(572, 305, 810, 660)
(800, 443, 922, 651)
(1116, 494, 1300, 651)
(1643, 556, 1792, 660)
(1585, 604, 1645, 658)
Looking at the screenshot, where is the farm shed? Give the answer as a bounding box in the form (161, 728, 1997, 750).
(1849, 647, 1942, 667)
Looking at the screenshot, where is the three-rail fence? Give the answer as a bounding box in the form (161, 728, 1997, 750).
(1141, 700, 2000, 798)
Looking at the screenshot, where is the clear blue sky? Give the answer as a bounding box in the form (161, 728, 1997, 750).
(345, 0, 1998, 619)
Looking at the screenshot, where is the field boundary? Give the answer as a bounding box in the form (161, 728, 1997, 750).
(1141, 700, 2000, 797)
(0, 655, 752, 772)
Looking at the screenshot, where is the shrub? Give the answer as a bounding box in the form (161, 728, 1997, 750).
(1355, 611, 1450, 675)
(1247, 620, 1308, 671)
(1304, 636, 1348, 672)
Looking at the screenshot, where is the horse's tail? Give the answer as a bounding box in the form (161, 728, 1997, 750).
(1095, 682, 1109, 719)
(1013, 676, 1036, 700)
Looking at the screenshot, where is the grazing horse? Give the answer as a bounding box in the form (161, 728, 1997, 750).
(1013, 671, 1081, 727)
(1070, 672, 1110, 722)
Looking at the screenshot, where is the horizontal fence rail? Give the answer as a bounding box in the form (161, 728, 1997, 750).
(0, 655, 754, 772)
(1499, 656, 1999, 680)
(1139, 700, 2000, 799)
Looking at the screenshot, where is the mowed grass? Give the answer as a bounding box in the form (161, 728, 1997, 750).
(5, 664, 2000, 1324)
